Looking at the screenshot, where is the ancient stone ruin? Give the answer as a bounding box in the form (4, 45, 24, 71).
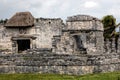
(0, 12, 119, 75)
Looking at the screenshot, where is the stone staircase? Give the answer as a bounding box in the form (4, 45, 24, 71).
(0, 49, 119, 74)
(0, 49, 88, 67)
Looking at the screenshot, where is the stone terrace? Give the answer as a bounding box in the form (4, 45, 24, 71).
(0, 49, 119, 75)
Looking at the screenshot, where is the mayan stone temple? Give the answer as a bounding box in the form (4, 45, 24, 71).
(0, 12, 119, 75)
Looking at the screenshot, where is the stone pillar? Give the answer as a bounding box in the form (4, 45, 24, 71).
(111, 38, 116, 53)
(12, 41, 17, 53)
(32, 39, 36, 49)
(52, 37, 56, 53)
(104, 40, 107, 53)
(106, 39, 111, 53)
(52, 36, 61, 53)
(117, 27, 120, 53)
(117, 38, 120, 53)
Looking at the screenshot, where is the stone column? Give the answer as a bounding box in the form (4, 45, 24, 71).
(32, 39, 36, 49)
(111, 38, 116, 53)
(117, 27, 120, 53)
(117, 38, 120, 53)
(104, 40, 107, 53)
(12, 41, 17, 53)
(106, 39, 111, 53)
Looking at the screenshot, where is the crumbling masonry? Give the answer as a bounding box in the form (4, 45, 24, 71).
(0, 12, 119, 75)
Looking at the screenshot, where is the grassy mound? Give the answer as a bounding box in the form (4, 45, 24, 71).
(0, 72, 120, 80)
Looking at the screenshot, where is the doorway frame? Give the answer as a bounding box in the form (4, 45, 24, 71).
(17, 39, 31, 52)
(12, 37, 33, 53)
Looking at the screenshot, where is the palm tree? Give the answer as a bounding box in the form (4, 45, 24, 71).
(102, 15, 120, 39)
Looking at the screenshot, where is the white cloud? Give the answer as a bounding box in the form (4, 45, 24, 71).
(0, 0, 120, 23)
(84, 1, 99, 8)
(108, 7, 120, 17)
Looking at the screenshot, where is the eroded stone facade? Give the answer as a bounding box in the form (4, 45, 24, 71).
(0, 13, 119, 55)
(0, 12, 119, 75)
(53, 15, 104, 55)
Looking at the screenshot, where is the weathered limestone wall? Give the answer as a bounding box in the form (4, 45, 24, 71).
(93, 31, 104, 54)
(0, 18, 64, 53)
(0, 14, 119, 56)
(0, 25, 36, 53)
(0, 50, 119, 75)
(54, 15, 104, 55)
(0, 25, 12, 52)
(53, 32, 74, 54)
(66, 15, 103, 31)
(53, 31, 104, 55)
(0, 27, 35, 52)
(66, 15, 104, 55)
(34, 18, 64, 48)
(0, 14, 119, 75)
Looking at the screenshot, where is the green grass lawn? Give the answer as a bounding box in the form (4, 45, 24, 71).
(0, 72, 120, 80)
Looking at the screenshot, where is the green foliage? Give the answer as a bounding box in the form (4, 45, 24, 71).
(0, 19, 4, 23)
(4, 19, 8, 23)
(102, 15, 116, 39)
(0, 19, 8, 24)
(102, 15, 116, 28)
(0, 72, 119, 80)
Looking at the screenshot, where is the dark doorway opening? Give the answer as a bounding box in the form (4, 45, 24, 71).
(73, 35, 86, 51)
(17, 39, 30, 52)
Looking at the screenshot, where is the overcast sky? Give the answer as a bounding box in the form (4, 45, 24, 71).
(0, 0, 120, 23)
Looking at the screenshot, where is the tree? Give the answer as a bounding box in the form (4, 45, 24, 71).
(102, 15, 116, 39)
(4, 19, 8, 23)
(0, 19, 8, 24)
(0, 19, 4, 23)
